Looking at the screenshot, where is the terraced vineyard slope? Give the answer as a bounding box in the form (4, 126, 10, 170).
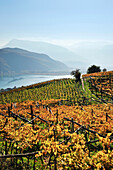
(0, 75, 113, 169)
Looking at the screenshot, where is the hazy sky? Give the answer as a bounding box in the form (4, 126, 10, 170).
(0, 0, 113, 46)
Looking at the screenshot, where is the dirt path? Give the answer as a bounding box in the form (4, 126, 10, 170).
(81, 78, 85, 91)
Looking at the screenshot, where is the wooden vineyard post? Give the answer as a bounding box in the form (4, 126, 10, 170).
(106, 113, 108, 122)
(16, 142, 18, 168)
(30, 105, 34, 129)
(53, 128, 57, 169)
(71, 117, 74, 133)
(100, 87, 102, 99)
(54, 156, 57, 170)
(15, 115, 17, 120)
(8, 106, 10, 117)
(53, 129, 56, 142)
(56, 109, 58, 124)
(11, 103, 12, 109)
(91, 109, 93, 116)
(85, 132, 88, 142)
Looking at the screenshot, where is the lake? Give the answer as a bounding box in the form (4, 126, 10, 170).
(0, 74, 72, 89)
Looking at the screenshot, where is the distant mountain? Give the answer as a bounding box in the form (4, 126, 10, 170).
(68, 41, 113, 70)
(0, 48, 69, 75)
(3, 39, 113, 72)
(4, 39, 86, 69)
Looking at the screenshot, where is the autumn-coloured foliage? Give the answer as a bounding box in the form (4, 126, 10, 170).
(82, 70, 113, 78)
(0, 77, 113, 169)
(0, 99, 113, 169)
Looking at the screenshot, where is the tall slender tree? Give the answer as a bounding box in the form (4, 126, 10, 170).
(71, 69, 81, 82)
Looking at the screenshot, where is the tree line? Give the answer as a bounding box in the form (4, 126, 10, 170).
(71, 65, 107, 81)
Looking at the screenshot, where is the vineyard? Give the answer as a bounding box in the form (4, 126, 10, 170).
(0, 73, 113, 169)
(83, 71, 113, 103)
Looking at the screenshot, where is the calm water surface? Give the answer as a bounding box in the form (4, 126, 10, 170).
(0, 74, 72, 89)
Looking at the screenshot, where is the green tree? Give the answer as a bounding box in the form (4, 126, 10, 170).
(87, 65, 101, 74)
(103, 68, 107, 72)
(71, 69, 81, 82)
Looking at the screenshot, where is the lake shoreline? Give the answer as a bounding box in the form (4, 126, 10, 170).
(0, 74, 72, 90)
(0, 77, 72, 94)
(0, 72, 70, 78)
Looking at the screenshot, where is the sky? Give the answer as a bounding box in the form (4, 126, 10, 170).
(0, 0, 113, 47)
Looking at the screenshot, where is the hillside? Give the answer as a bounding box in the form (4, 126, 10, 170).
(0, 77, 113, 169)
(0, 47, 69, 74)
(4, 39, 87, 69)
(4, 39, 113, 71)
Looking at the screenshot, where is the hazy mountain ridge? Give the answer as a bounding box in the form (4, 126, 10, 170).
(0, 47, 69, 74)
(3, 39, 113, 72)
(4, 39, 87, 69)
(68, 41, 113, 70)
